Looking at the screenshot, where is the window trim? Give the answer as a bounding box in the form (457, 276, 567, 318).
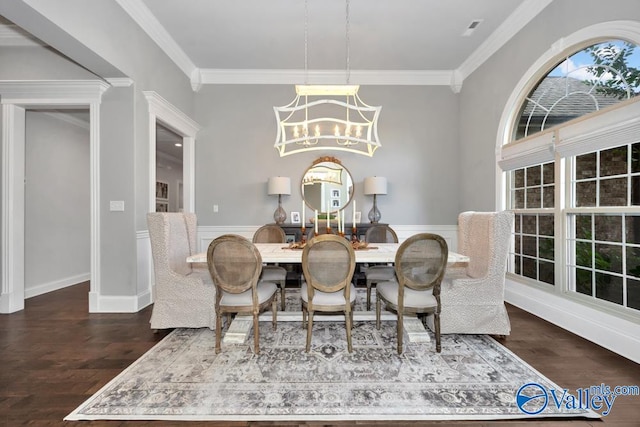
(497, 21, 640, 323)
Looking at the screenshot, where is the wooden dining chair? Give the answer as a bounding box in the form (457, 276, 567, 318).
(207, 234, 278, 354)
(301, 234, 357, 353)
(375, 233, 448, 354)
(252, 224, 288, 310)
(364, 224, 399, 310)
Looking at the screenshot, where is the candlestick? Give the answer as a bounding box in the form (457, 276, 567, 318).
(326, 201, 330, 230)
(337, 208, 341, 234)
(352, 200, 356, 224)
(315, 210, 318, 234)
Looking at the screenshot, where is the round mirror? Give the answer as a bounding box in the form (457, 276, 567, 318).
(301, 157, 353, 214)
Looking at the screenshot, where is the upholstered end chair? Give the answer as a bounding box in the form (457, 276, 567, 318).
(147, 212, 216, 330)
(428, 210, 514, 336)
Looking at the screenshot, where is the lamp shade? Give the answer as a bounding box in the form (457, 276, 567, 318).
(364, 176, 387, 195)
(267, 176, 291, 195)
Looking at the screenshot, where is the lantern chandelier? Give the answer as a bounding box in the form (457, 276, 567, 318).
(273, 0, 382, 157)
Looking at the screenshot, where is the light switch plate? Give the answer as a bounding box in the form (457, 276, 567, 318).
(110, 200, 125, 211)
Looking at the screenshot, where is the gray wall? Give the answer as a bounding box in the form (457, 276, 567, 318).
(193, 84, 461, 227)
(4, 0, 639, 304)
(458, 0, 640, 211)
(1, 0, 197, 298)
(25, 111, 90, 292)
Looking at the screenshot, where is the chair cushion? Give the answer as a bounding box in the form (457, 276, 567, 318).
(365, 265, 396, 281)
(301, 282, 356, 305)
(220, 281, 277, 306)
(261, 265, 287, 281)
(377, 280, 437, 308)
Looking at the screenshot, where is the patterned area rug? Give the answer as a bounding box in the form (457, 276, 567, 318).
(66, 319, 599, 421)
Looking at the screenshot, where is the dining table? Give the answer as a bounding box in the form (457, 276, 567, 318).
(187, 241, 469, 344)
(187, 242, 469, 266)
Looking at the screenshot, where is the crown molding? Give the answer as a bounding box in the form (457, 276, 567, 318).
(0, 24, 44, 47)
(457, 0, 554, 80)
(106, 77, 134, 87)
(118, 0, 552, 92)
(0, 80, 110, 105)
(114, 0, 196, 78)
(193, 68, 457, 89)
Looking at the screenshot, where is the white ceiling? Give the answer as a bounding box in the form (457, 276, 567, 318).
(0, 1, 553, 159)
(119, 0, 553, 89)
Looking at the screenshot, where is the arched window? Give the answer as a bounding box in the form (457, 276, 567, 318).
(501, 34, 640, 319)
(515, 40, 640, 140)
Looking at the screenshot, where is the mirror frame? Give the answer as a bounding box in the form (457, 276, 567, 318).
(301, 156, 354, 214)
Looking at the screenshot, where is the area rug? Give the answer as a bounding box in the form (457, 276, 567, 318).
(65, 319, 600, 422)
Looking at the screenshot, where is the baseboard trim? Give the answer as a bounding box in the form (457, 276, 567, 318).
(25, 273, 90, 299)
(505, 279, 640, 364)
(89, 289, 152, 313)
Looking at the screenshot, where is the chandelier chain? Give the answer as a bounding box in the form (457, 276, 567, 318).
(346, 0, 350, 85)
(304, 0, 309, 85)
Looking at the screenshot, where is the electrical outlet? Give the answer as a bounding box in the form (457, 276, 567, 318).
(213, 204, 219, 213)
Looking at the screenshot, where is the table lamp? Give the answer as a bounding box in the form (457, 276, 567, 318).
(364, 176, 387, 223)
(268, 176, 291, 224)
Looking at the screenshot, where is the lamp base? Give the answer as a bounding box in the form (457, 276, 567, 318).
(273, 197, 286, 224)
(368, 207, 381, 223)
(368, 195, 381, 223)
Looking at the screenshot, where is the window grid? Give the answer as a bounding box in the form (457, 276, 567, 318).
(566, 212, 640, 310)
(505, 39, 640, 320)
(510, 212, 555, 286)
(572, 145, 640, 208)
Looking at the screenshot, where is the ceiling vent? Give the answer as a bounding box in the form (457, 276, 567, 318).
(462, 19, 483, 36)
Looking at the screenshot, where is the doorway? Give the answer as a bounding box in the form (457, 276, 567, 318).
(155, 123, 184, 213)
(24, 110, 90, 298)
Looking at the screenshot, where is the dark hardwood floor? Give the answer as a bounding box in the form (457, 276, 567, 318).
(1, 282, 638, 427)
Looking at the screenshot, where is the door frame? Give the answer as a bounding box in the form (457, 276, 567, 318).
(143, 91, 199, 215)
(0, 80, 109, 313)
